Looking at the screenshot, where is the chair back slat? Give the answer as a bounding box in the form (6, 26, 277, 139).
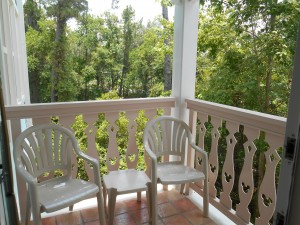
(144, 116, 190, 160)
(35, 129, 48, 169)
(53, 129, 61, 166)
(20, 141, 36, 175)
(45, 128, 54, 168)
(26, 133, 43, 172)
(14, 124, 73, 179)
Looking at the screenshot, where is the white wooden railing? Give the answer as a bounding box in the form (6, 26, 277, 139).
(5, 97, 176, 223)
(186, 98, 286, 225)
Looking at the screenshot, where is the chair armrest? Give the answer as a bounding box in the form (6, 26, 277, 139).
(144, 145, 157, 162)
(190, 142, 207, 158)
(70, 137, 99, 165)
(78, 150, 101, 186)
(144, 145, 158, 172)
(71, 141, 101, 185)
(76, 150, 99, 166)
(144, 144, 158, 184)
(15, 163, 37, 185)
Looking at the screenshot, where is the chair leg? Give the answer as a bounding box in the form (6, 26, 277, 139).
(29, 189, 42, 225)
(180, 184, 185, 194)
(203, 178, 209, 217)
(69, 205, 74, 211)
(184, 183, 190, 195)
(31, 205, 42, 225)
(97, 189, 107, 225)
(163, 184, 168, 191)
(137, 191, 141, 202)
(146, 190, 150, 216)
(108, 188, 117, 225)
(25, 193, 31, 225)
(148, 182, 157, 225)
(103, 186, 108, 215)
(146, 182, 154, 225)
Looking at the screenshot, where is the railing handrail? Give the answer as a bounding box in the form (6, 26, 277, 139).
(186, 98, 286, 136)
(6, 97, 176, 119)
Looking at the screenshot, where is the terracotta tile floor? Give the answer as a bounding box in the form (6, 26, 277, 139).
(37, 189, 216, 225)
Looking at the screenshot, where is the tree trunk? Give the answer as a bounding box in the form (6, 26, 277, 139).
(264, 2, 277, 113)
(24, 0, 40, 32)
(162, 4, 172, 92)
(29, 71, 41, 103)
(51, 17, 66, 102)
(119, 63, 127, 97)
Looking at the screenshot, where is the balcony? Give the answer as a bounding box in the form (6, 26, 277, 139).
(5, 96, 286, 225)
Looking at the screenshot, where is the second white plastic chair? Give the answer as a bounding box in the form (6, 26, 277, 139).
(143, 116, 209, 224)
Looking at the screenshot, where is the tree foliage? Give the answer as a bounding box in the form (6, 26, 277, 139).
(196, 0, 300, 117)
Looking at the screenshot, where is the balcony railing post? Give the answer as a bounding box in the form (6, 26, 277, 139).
(172, 0, 199, 122)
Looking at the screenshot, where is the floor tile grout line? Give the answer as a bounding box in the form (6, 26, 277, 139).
(164, 193, 194, 225)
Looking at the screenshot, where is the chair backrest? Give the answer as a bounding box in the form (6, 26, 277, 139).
(143, 116, 192, 161)
(13, 124, 78, 181)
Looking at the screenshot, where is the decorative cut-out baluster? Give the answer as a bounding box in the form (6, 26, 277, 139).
(220, 121, 238, 209)
(106, 112, 120, 171)
(144, 109, 158, 177)
(82, 114, 99, 159)
(82, 114, 99, 182)
(195, 112, 208, 188)
(255, 132, 282, 225)
(236, 126, 259, 223)
(208, 116, 221, 198)
(126, 111, 139, 169)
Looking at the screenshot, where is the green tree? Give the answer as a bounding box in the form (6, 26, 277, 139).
(43, 0, 88, 102)
(90, 12, 123, 95)
(158, 0, 173, 92)
(23, 0, 42, 32)
(69, 15, 105, 100)
(129, 25, 165, 97)
(26, 19, 56, 103)
(119, 6, 136, 97)
(198, 0, 300, 116)
(24, 0, 44, 103)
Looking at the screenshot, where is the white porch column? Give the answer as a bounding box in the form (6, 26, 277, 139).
(171, 0, 200, 122)
(0, 0, 30, 105)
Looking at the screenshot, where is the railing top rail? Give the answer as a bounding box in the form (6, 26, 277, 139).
(6, 97, 176, 119)
(186, 98, 287, 136)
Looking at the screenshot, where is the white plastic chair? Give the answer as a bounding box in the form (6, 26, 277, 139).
(143, 116, 209, 223)
(13, 124, 106, 225)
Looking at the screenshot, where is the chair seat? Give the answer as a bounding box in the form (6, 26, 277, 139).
(103, 169, 150, 194)
(157, 162, 205, 185)
(38, 176, 99, 213)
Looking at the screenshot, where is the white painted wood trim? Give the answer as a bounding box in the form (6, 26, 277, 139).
(186, 98, 286, 135)
(5, 97, 176, 119)
(172, 0, 199, 121)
